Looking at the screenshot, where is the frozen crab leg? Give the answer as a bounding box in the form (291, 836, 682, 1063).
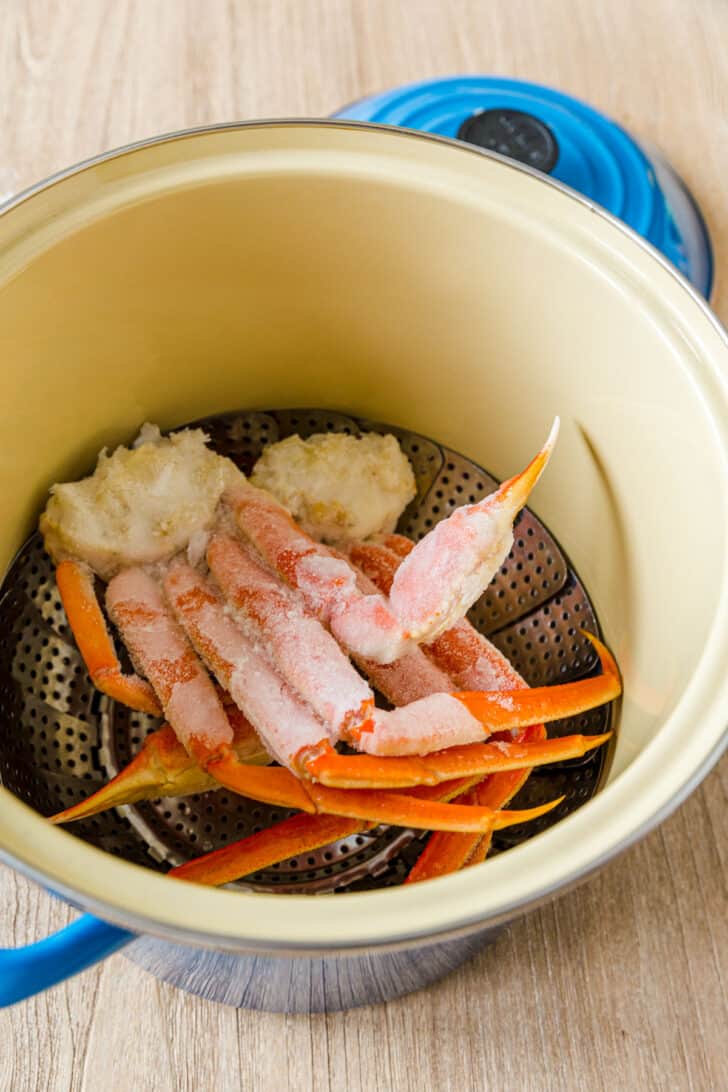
(149, 561, 551, 832)
(229, 422, 557, 663)
(206, 533, 374, 734)
(55, 560, 162, 715)
(388, 420, 559, 644)
(324, 633, 617, 763)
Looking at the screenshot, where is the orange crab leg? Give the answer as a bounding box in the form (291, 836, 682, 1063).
(49, 712, 270, 825)
(171, 778, 562, 887)
(405, 724, 548, 884)
(306, 730, 610, 787)
(342, 633, 618, 759)
(198, 747, 563, 832)
(55, 560, 161, 715)
(454, 632, 619, 729)
(51, 728, 563, 833)
(171, 814, 369, 886)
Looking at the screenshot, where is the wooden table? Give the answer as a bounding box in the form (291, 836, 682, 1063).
(1, 3, 726, 1089)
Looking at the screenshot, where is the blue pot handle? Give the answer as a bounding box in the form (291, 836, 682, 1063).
(0, 913, 133, 1007)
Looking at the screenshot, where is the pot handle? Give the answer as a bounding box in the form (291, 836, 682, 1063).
(0, 913, 133, 1006)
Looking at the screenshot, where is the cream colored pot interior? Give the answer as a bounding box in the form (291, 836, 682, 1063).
(0, 123, 727, 949)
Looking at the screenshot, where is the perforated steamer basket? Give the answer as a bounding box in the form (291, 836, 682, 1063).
(0, 121, 727, 1013)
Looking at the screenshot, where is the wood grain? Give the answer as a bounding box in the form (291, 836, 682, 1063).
(0, 2, 726, 1089)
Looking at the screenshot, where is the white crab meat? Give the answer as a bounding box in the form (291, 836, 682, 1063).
(250, 431, 416, 546)
(40, 425, 241, 581)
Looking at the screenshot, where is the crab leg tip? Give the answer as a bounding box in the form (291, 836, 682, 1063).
(498, 418, 560, 515)
(579, 630, 620, 678)
(493, 794, 565, 829)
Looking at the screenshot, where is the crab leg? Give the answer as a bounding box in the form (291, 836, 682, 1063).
(206, 533, 374, 734)
(171, 814, 369, 886)
(171, 792, 563, 886)
(335, 633, 618, 759)
(104, 562, 547, 832)
(404, 724, 548, 884)
(55, 560, 161, 715)
(352, 536, 527, 691)
(388, 419, 559, 643)
(48, 710, 270, 825)
(227, 482, 412, 663)
(307, 729, 610, 787)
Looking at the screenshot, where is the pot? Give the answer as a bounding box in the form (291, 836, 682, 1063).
(0, 121, 726, 1012)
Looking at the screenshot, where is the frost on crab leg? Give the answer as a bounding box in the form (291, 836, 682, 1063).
(354, 535, 529, 692)
(388, 419, 560, 644)
(55, 560, 162, 716)
(229, 422, 558, 663)
(226, 481, 413, 664)
(206, 533, 374, 735)
(157, 561, 548, 832)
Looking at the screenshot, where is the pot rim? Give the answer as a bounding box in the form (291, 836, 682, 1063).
(0, 118, 727, 954)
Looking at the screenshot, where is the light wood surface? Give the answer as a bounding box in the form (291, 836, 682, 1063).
(1, 3, 727, 1089)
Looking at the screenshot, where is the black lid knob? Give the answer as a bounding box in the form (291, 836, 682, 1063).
(458, 109, 559, 173)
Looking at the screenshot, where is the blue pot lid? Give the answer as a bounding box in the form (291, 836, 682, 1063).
(334, 77, 713, 298)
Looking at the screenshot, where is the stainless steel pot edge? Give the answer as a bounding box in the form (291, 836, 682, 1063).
(0, 118, 726, 954)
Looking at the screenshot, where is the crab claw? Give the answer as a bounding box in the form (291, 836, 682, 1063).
(388, 419, 560, 643)
(495, 416, 560, 515)
(49, 713, 270, 824)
